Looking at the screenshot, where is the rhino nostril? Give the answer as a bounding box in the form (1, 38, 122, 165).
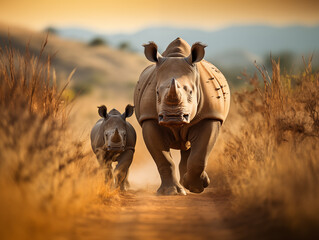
(183, 114, 189, 121)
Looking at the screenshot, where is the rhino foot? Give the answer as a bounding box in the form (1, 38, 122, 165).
(182, 171, 210, 193)
(157, 183, 186, 196)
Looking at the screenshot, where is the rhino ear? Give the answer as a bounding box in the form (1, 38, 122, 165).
(122, 104, 134, 120)
(98, 105, 108, 119)
(143, 41, 163, 63)
(186, 42, 207, 65)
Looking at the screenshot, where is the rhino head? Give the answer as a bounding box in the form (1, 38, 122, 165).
(98, 105, 134, 152)
(143, 41, 206, 126)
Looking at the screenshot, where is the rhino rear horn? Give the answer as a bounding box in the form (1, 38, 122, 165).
(185, 42, 207, 65)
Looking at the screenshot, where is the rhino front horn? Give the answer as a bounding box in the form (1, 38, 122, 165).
(166, 78, 181, 104)
(111, 128, 121, 143)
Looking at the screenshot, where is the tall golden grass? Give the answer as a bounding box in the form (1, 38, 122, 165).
(0, 39, 117, 240)
(2, 35, 319, 239)
(209, 57, 319, 238)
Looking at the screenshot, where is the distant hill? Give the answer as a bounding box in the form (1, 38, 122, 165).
(2, 23, 319, 90)
(0, 23, 149, 97)
(57, 25, 319, 56)
(56, 25, 319, 86)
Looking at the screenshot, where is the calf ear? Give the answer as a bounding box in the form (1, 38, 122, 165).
(143, 41, 163, 63)
(98, 105, 108, 118)
(185, 42, 207, 65)
(122, 104, 134, 120)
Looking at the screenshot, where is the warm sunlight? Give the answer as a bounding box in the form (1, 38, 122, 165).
(0, 0, 318, 32)
(1, 0, 319, 239)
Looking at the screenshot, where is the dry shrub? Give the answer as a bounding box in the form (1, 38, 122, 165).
(0, 39, 117, 240)
(210, 57, 319, 237)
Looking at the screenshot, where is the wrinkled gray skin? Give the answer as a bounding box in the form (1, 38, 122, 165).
(90, 104, 136, 190)
(135, 40, 226, 195)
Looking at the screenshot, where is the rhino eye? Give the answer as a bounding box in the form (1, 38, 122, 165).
(190, 90, 193, 95)
(156, 90, 159, 95)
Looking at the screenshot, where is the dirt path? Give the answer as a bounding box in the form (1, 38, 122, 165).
(74, 188, 235, 240)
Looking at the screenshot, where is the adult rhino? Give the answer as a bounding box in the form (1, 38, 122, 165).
(134, 38, 230, 195)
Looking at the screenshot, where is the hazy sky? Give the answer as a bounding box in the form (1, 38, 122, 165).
(1, 0, 319, 33)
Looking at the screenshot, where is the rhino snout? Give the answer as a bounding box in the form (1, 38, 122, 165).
(107, 143, 125, 152)
(158, 113, 190, 125)
(107, 128, 125, 152)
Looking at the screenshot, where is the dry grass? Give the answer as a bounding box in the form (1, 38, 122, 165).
(0, 39, 119, 240)
(208, 57, 319, 238)
(2, 30, 319, 240)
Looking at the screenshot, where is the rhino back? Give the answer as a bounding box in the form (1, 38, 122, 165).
(162, 37, 191, 57)
(134, 64, 158, 125)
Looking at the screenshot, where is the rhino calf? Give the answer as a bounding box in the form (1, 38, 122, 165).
(90, 104, 136, 190)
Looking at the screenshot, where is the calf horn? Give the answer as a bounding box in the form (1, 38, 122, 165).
(111, 128, 121, 143)
(165, 78, 181, 105)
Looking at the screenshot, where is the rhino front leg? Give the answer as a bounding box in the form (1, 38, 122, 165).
(179, 149, 190, 184)
(142, 120, 186, 195)
(182, 120, 220, 193)
(114, 150, 134, 191)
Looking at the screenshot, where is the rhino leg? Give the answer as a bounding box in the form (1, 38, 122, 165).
(179, 149, 191, 184)
(95, 148, 106, 166)
(182, 120, 220, 193)
(114, 149, 134, 191)
(103, 161, 114, 186)
(95, 148, 114, 186)
(142, 120, 186, 195)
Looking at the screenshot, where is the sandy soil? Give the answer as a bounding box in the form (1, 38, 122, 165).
(69, 96, 236, 240)
(73, 188, 235, 240)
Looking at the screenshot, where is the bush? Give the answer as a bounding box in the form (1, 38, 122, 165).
(44, 26, 58, 35)
(118, 41, 132, 51)
(72, 81, 93, 96)
(264, 52, 295, 72)
(89, 37, 108, 47)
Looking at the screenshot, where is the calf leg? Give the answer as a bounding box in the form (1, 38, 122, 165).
(114, 149, 134, 191)
(95, 148, 114, 185)
(104, 161, 113, 186)
(142, 120, 186, 195)
(182, 120, 220, 193)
